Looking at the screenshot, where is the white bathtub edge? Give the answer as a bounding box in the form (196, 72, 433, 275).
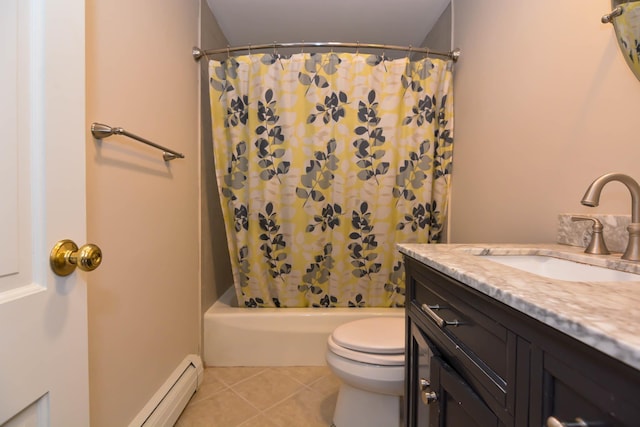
(204, 287, 404, 367)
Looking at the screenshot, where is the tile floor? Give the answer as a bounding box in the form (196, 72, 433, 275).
(175, 366, 340, 427)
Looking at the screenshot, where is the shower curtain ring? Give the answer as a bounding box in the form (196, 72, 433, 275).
(356, 41, 360, 55)
(248, 44, 252, 56)
(407, 45, 412, 59)
(227, 45, 230, 59)
(273, 41, 277, 56)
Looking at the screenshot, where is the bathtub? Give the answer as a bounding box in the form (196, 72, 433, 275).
(203, 287, 405, 366)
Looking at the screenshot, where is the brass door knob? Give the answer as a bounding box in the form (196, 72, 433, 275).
(50, 239, 103, 276)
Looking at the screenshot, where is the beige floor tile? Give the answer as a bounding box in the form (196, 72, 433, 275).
(188, 370, 228, 405)
(175, 389, 259, 427)
(278, 366, 334, 386)
(207, 366, 266, 387)
(237, 414, 281, 427)
(308, 373, 342, 399)
(264, 387, 336, 427)
(200, 368, 224, 385)
(177, 367, 340, 427)
(231, 368, 305, 411)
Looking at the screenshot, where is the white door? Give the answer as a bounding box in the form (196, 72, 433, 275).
(0, 0, 90, 426)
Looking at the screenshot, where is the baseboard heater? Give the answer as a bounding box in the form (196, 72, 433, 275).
(128, 354, 204, 427)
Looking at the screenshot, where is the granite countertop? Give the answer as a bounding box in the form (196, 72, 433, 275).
(397, 243, 640, 371)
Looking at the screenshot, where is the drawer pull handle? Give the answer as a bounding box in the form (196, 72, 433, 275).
(421, 303, 462, 327)
(419, 378, 438, 405)
(547, 416, 600, 427)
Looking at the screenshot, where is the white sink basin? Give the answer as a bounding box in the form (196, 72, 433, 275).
(480, 255, 640, 282)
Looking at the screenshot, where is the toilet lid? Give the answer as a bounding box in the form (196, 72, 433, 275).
(331, 317, 404, 354)
(328, 335, 404, 366)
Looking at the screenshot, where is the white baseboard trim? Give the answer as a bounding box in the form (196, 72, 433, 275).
(128, 354, 203, 427)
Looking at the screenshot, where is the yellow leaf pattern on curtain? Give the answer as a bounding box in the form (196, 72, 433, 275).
(209, 53, 453, 308)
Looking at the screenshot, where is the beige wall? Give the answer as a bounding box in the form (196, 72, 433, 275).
(450, 0, 640, 243)
(421, 3, 452, 54)
(200, 1, 233, 330)
(85, 0, 200, 425)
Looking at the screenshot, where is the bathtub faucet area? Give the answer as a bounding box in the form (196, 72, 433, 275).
(581, 172, 640, 261)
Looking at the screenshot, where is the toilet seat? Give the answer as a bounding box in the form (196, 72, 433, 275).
(328, 335, 404, 365)
(328, 317, 404, 366)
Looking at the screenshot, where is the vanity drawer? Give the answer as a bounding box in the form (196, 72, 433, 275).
(412, 273, 509, 379)
(406, 257, 515, 415)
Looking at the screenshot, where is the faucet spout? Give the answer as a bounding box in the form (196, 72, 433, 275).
(581, 173, 640, 223)
(581, 173, 640, 261)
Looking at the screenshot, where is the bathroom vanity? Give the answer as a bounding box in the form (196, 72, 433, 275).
(399, 243, 640, 427)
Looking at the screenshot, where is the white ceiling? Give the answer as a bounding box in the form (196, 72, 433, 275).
(206, 0, 450, 48)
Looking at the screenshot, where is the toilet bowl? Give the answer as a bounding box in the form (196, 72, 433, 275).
(326, 317, 405, 427)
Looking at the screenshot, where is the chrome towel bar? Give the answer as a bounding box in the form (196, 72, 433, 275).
(91, 122, 185, 162)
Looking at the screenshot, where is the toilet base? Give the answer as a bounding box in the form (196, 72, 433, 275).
(332, 382, 402, 427)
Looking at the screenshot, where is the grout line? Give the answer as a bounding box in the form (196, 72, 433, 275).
(213, 366, 269, 387)
(253, 384, 308, 413)
(226, 387, 266, 414)
(180, 367, 340, 427)
(306, 372, 332, 388)
(236, 413, 266, 427)
(187, 383, 231, 407)
(227, 369, 330, 420)
(226, 368, 309, 413)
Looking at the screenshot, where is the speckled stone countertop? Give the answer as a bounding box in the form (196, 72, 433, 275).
(397, 243, 640, 371)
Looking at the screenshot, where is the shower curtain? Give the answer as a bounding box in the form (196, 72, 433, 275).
(209, 52, 453, 308)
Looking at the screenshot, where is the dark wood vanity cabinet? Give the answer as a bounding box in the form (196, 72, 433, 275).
(407, 321, 500, 427)
(534, 351, 634, 427)
(404, 256, 640, 427)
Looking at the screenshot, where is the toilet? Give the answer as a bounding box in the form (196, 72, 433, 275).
(326, 317, 405, 427)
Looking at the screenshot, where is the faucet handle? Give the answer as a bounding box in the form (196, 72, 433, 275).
(571, 216, 610, 255)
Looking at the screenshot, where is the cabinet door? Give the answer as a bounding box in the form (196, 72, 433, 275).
(538, 352, 639, 427)
(406, 320, 434, 427)
(430, 356, 501, 427)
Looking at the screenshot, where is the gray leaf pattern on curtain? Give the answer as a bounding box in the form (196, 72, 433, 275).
(209, 52, 454, 307)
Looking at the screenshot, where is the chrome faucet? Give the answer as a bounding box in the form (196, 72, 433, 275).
(581, 173, 640, 261)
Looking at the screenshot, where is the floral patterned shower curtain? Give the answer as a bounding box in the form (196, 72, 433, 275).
(209, 52, 453, 308)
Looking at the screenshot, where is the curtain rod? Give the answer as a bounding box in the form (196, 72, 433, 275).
(192, 42, 460, 62)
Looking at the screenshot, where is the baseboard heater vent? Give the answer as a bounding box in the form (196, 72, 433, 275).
(129, 354, 204, 427)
